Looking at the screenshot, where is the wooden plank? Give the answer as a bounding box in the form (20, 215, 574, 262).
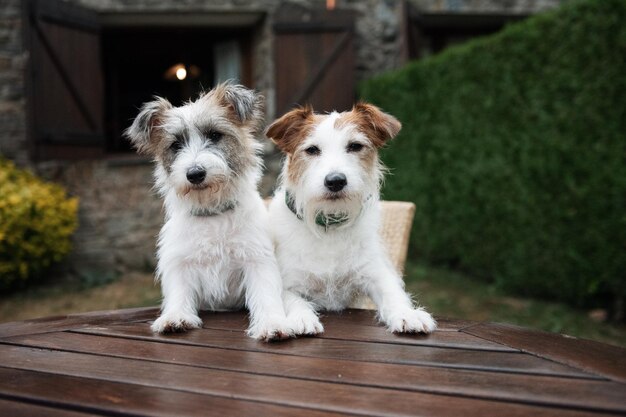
(273, 7, 355, 33)
(274, 11, 356, 116)
(306, 30, 355, 113)
(195, 311, 516, 352)
(26, 0, 106, 159)
(33, 18, 98, 130)
(0, 345, 606, 417)
(6, 332, 626, 414)
(0, 398, 98, 417)
(0, 306, 158, 339)
(319, 321, 515, 351)
(197, 309, 477, 331)
(283, 31, 351, 113)
(0, 366, 347, 417)
(320, 309, 475, 331)
(73, 322, 596, 378)
(463, 322, 626, 382)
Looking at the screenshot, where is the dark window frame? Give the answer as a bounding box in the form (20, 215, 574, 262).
(23, 0, 263, 161)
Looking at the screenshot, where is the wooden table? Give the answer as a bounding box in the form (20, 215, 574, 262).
(0, 308, 624, 416)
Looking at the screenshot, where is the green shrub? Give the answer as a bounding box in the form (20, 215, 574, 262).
(361, 0, 626, 314)
(0, 158, 78, 290)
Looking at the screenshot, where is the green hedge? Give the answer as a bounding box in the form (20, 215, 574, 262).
(361, 0, 626, 314)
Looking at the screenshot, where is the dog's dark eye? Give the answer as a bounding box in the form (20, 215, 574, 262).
(347, 142, 364, 153)
(304, 145, 321, 156)
(205, 129, 223, 142)
(170, 135, 183, 152)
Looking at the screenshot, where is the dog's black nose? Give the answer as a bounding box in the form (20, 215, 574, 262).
(324, 172, 347, 192)
(186, 167, 206, 184)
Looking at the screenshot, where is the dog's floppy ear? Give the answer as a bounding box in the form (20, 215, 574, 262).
(265, 105, 314, 154)
(124, 97, 172, 155)
(351, 102, 401, 148)
(219, 83, 264, 131)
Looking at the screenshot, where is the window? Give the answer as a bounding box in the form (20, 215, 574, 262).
(25, 0, 259, 159)
(102, 27, 251, 153)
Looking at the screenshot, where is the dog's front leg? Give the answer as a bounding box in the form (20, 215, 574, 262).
(151, 266, 202, 334)
(363, 260, 437, 334)
(284, 289, 324, 335)
(243, 259, 294, 341)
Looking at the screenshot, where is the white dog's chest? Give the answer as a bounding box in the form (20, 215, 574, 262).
(278, 233, 370, 309)
(275, 213, 378, 310)
(292, 272, 363, 310)
(163, 215, 255, 264)
(158, 215, 260, 309)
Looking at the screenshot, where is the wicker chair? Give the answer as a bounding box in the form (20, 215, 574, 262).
(350, 201, 416, 309)
(264, 200, 416, 309)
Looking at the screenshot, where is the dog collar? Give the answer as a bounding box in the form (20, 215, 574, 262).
(190, 201, 236, 217)
(284, 190, 350, 230)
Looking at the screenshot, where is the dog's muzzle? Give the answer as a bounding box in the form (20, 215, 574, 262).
(186, 166, 206, 185)
(324, 172, 347, 192)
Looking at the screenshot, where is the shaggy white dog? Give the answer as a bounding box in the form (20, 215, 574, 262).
(125, 83, 292, 341)
(266, 103, 437, 335)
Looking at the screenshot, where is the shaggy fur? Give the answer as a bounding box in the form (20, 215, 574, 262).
(266, 103, 436, 335)
(125, 83, 292, 341)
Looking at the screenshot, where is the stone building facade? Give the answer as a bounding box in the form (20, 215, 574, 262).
(0, 0, 563, 280)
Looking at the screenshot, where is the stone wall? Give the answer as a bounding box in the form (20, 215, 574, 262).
(0, 0, 564, 280)
(0, 0, 27, 165)
(37, 159, 162, 279)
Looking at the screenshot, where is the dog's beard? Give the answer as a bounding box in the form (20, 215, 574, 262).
(176, 174, 229, 198)
(167, 149, 236, 208)
(298, 191, 364, 234)
(178, 173, 238, 212)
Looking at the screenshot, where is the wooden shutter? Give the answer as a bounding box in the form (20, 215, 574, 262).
(273, 5, 355, 116)
(24, 0, 104, 160)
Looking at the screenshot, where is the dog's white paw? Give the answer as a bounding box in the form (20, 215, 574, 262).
(247, 316, 294, 342)
(151, 312, 202, 334)
(289, 309, 324, 336)
(385, 307, 437, 334)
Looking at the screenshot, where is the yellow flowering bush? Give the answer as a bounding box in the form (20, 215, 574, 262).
(0, 158, 78, 290)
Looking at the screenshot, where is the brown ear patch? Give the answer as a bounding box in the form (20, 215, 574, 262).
(265, 105, 317, 154)
(212, 83, 264, 132)
(336, 102, 401, 148)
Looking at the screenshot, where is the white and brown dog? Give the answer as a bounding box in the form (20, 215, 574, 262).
(266, 103, 436, 335)
(125, 83, 292, 341)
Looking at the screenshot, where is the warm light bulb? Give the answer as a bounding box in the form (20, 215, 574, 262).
(176, 66, 187, 80)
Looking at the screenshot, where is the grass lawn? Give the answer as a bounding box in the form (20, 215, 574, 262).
(0, 272, 161, 323)
(1, 264, 624, 348)
(404, 261, 626, 348)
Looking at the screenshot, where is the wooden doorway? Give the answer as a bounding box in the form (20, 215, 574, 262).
(273, 5, 356, 116)
(23, 0, 105, 160)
